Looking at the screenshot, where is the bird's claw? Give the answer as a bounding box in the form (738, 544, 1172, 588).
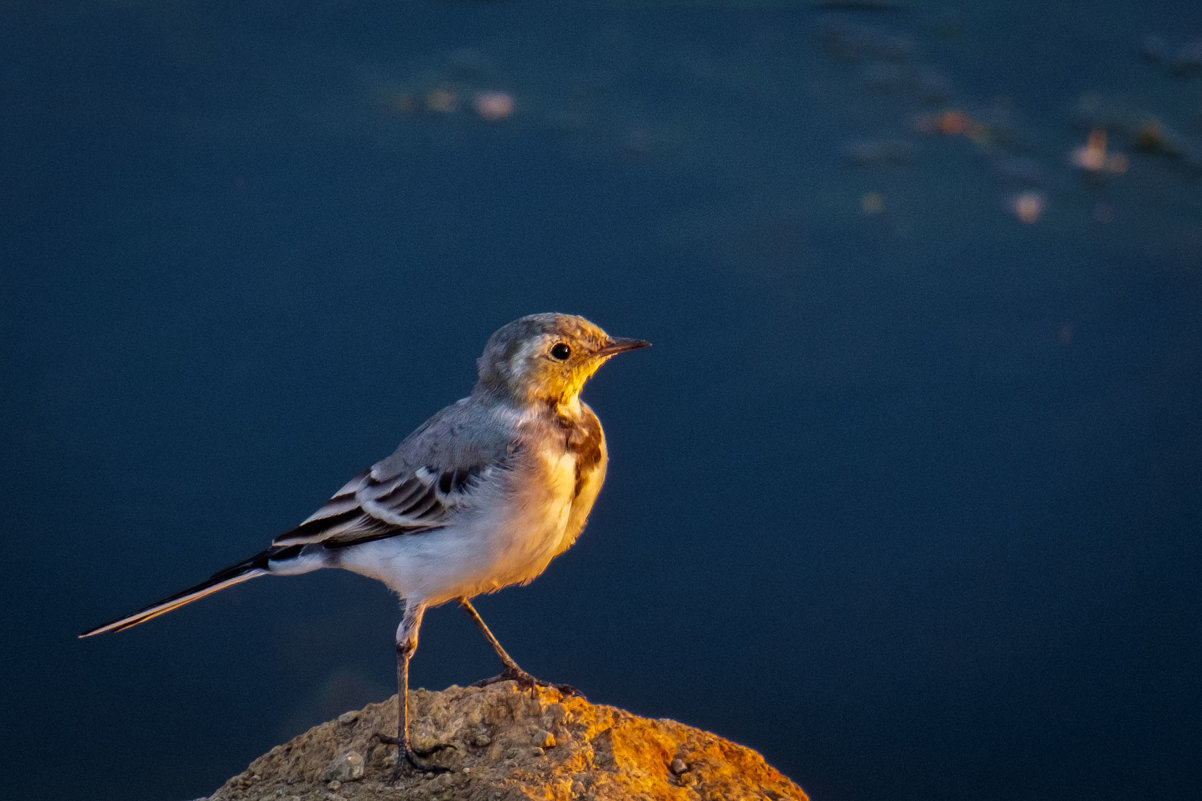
(376, 733, 455, 781)
(472, 666, 585, 700)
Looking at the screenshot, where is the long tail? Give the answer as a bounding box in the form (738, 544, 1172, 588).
(79, 545, 302, 637)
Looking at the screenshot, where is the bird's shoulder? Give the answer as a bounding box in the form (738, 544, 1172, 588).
(371, 396, 524, 481)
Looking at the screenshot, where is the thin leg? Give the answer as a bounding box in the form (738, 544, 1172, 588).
(382, 601, 451, 781)
(459, 597, 525, 674)
(459, 597, 583, 698)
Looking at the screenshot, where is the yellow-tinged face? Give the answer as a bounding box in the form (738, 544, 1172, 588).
(475, 313, 650, 407)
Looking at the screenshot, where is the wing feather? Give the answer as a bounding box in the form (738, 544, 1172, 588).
(374, 477, 426, 509)
(272, 398, 518, 550)
(272, 456, 504, 548)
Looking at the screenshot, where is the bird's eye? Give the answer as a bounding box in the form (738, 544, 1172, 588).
(549, 342, 572, 361)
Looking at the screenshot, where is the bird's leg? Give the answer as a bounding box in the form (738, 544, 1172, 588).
(379, 602, 452, 781)
(459, 598, 583, 698)
(459, 597, 524, 675)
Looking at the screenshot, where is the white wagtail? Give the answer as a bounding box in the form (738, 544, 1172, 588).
(80, 312, 649, 776)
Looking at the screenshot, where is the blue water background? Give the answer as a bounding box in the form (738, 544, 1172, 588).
(3, 2, 1201, 800)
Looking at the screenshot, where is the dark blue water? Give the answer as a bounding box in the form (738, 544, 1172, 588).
(4, 2, 1201, 800)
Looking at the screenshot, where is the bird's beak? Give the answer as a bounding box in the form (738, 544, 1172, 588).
(597, 337, 652, 356)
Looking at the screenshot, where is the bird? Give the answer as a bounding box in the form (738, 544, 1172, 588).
(79, 312, 650, 777)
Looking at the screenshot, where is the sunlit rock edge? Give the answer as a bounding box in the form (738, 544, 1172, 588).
(206, 682, 808, 801)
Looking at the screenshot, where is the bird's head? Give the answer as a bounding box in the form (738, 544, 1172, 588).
(474, 313, 649, 409)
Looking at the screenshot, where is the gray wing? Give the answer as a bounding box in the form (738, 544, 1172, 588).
(272, 398, 518, 549)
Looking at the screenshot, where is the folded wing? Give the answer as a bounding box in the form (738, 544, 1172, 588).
(273, 462, 495, 549)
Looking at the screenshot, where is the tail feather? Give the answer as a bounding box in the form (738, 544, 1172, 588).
(79, 547, 291, 638)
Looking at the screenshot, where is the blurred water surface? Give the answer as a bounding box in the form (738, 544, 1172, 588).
(3, 2, 1201, 800)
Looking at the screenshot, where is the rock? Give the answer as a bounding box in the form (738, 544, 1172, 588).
(207, 682, 807, 801)
(320, 750, 365, 783)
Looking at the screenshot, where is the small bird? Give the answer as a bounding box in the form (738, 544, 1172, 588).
(80, 312, 649, 776)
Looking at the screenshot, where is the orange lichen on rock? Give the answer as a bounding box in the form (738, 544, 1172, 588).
(208, 682, 807, 801)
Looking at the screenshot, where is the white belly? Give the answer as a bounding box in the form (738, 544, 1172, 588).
(336, 447, 589, 607)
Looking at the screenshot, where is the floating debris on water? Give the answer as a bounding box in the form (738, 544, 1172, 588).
(1070, 129, 1128, 175)
(472, 91, 516, 122)
(1007, 190, 1047, 224)
(1072, 94, 1202, 169)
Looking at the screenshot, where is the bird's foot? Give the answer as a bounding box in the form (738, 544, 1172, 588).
(471, 666, 585, 700)
(375, 733, 454, 781)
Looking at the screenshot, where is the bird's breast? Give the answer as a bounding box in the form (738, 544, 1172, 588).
(476, 408, 608, 587)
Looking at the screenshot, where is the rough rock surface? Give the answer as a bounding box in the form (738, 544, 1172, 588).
(208, 682, 807, 801)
